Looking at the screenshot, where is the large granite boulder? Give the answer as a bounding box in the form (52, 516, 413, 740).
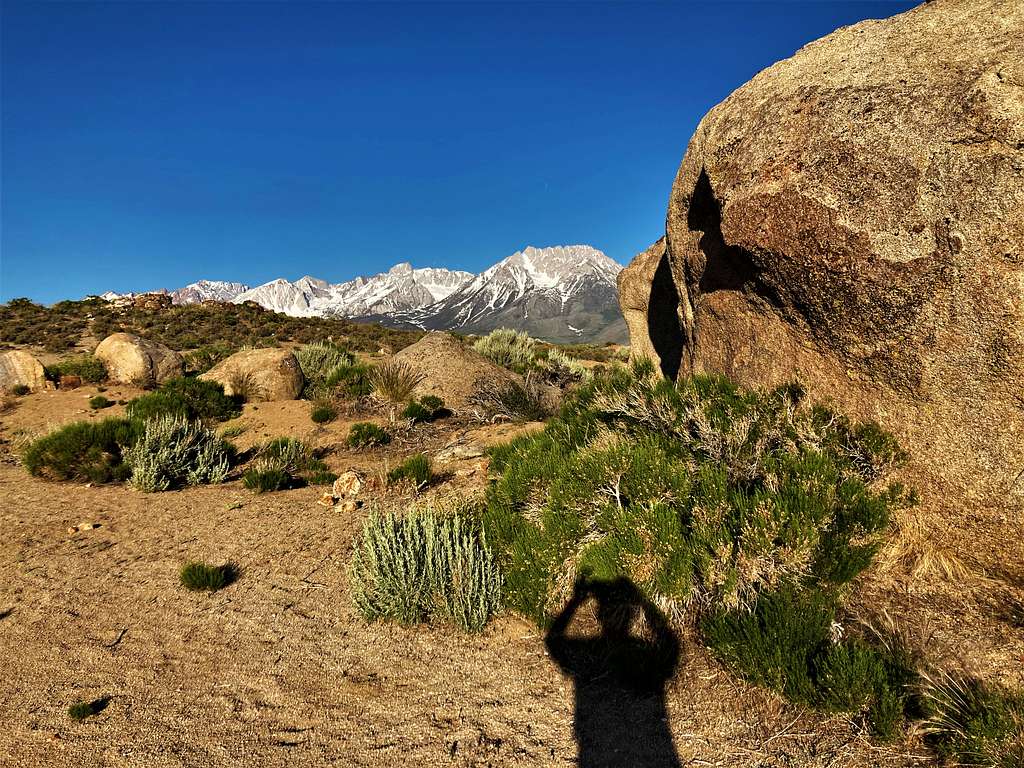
(94, 333, 184, 387)
(199, 347, 303, 401)
(621, 0, 1024, 502)
(0, 350, 47, 392)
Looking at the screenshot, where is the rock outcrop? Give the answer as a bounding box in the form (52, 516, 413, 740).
(94, 333, 184, 387)
(0, 351, 47, 392)
(621, 0, 1024, 501)
(199, 348, 303, 401)
(618, 238, 685, 379)
(391, 332, 520, 408)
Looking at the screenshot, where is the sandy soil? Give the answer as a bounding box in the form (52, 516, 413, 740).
(1, 390, 1021, 767)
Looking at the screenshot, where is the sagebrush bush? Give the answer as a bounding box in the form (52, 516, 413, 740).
(21, 418, 139, 483)
(123, 414, 233, 492)
(243, 437, 329, 492)
(323, 361, 373, 399)
(401, 395, 446, 423)
(126, 377, 240, 423)
(473, 328, 536, 372)
(921, 671, 1024, 767)
(542, 348, 592, 385)
(180, 561, 237, 592)
(46, 354, 107, 384)
(369, 360, 424, 404)
(89, 395, 113, 410)
(351, 502, 501, 631)
(310, 401, 337, 424)
(296, 341, 355, 395)
(387, 453, 433, 487)
(469, 375, 549, 422)
(348, 422, 391, 448)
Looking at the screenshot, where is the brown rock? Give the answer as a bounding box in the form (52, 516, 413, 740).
(617, 238, 685, 378)
(332, 471, 362, 499)
(391, 332, 519, 408)
(0, 350, 46, 393)
(94, 333, 184, 387)
(199, 348, 303, 402)
(339, 500, 360, 514)
(622, 0, 1024, 503)
(59, 374, 83, 390)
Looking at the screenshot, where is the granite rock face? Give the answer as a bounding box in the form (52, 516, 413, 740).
(622, 0, 1024, 500)
(94, 333, 184, 387)
(199, 348, 304, 402)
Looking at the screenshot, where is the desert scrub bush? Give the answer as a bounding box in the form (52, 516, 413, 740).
(347, 422, 391, 448)
(369, 360, 424, 405)
(45, 354, 107, 384)
(296, 341, 355, 394)
(468, 374, 549, 422)
(126, 377, 240, 423)
(473, 328, 536, 372)
(401, 394, 446, 423)
(921, 671, 1024, 767)
(243, 437, 329, 492)
(123, 414, 233, 492)
(351, 502, 501, 631)
(21, 418, 139, 483)
(541, 347, 592, 386)
(68, 697, 108, 721)
(11, 384, 30, 396)
(179, 561, 238, 592)
(324, 360, 372, 399)
(225, 368, 262, 403)
(183, 342, 235, 374)
(89, 395, 113, 410)
(482, 360, 908, 625)
(310, 400, 338, 424)
(387, 453, 434, 488)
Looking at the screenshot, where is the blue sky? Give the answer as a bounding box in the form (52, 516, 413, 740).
(1, 0, 917, 304)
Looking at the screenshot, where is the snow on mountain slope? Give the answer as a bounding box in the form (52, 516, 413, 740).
(171, 280, 250, 305)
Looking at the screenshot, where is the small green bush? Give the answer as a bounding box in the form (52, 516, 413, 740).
(243, 461, 291, 493)
(369, 360, 424, 404)
(324, 361, 373, 399)
(122, 414, 234, 492)
(348, 422, 391, 448)
(243, 437, 329, 492)
(351, 503, 501, 632)
(922, 671, 1024, 767)
(401, 395, 447, 423)
(21, 418, 139, 483)
(387, 453, 433, 487)
(184, 342, 235, 374)
(473, 328, 536, 372)
(89, 395, 113, 410)
(297, 341, 355, 394)
(310, 402, 337, 424)
(542, 347, 592, 385)
(126, 377, 240, 423)
(46, 354, 107, 383)
(11, 384, 30, 396)
(68, 697, 109, 721)
(180, 561, 237, 592)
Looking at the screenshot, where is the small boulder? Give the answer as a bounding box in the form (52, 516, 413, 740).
(199, 348, 303, 401)
(0, 350, 46, 393)
(94, 333, 183, 387)
(332, 471, 362, 499)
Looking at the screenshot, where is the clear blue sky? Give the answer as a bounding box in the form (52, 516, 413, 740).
(1, 0, 917, 304)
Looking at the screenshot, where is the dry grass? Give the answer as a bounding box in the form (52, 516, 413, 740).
(876, 507, 973, 582)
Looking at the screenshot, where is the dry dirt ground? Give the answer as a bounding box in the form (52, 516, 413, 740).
(1, 387, 1022, 767)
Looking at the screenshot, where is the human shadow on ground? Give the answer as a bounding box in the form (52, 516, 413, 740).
(545, 578, 682, 768)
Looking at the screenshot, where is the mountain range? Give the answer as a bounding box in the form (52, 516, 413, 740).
(101, 245, 627, 343)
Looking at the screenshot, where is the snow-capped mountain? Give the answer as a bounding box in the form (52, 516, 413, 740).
(95, 245, 627, 343)
(171, 280, 250, 305)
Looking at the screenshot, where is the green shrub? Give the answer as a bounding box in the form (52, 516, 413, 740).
(11, 384, 30, 396)
(21, 418, 139, 483)
(468, 375, 549, 422)
(243, 437, 329, 492)
(348, 422, 391, 448)
(184, 342, 235, 374)
(296, 341, 355, 394)
(323, 361, 372, 399)
(482, 361, 906, 624)
(122, 414, 233, 492)
(922, 671, 1024, 767)
(126, 377, 240, 423)
(46, 354, 107, 384)
(310, 401, 338, 424)
(401, 395, 447, 423)
(179, 561, 237, 592)
(473, 328, 536, 372)
(369, 360, 424, 404)
(351, 502, 501, 632)
(387, 453, 433, 487)
(89, 395, 113, 410)
(68, 697, 109, 721)
(542, 347, 592, 385)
